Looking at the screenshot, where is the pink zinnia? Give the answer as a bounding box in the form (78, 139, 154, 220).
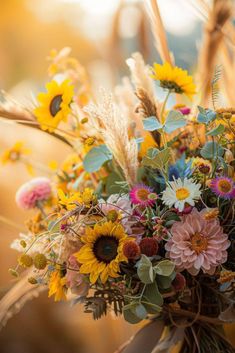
(165, 208, 230, 275)
(15, 177, 52, 210)
(129, 184, 156, 207)
(210, 177, 235, 199)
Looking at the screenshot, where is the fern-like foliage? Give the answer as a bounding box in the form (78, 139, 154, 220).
(211, 65, 222, 110)
(83, 288, 125, 320)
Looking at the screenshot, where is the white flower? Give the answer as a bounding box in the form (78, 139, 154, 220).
(162, 178, 201, 212)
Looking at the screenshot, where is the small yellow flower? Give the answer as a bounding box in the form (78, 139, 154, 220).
(1, 141, 33, 174)
(48, 270, 67, 302)
(34, 79, 74, 132)
(58, 189, 82, 210)
(48, 160, 58, 171)
(151, 62, 196, 99)
(58, 188, 96, 210)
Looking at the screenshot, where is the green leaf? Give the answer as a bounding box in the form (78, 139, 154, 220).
(106, 172, 123, 195)
(154, 260, 175, 277)
(83, 144, 112, 172)
(123, 304, 143, 324)
(143, 282, 163, 310)
(133, 303, 148, 320)
(206, 124, 225, 136)
(142, 148, 170, 171)
(143, 116, 163, 131)
(200, 141, 224, 159)
(197, 107, 216, 124)
(156, 273, 175, 290)
(163, 110, 186, 133)
(136, 255, 155, 284)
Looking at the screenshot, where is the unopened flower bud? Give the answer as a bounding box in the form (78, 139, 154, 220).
(123, 241, 140, 260)
(18, 254, 33, 267)
(139, 238, 158, 257)
(33, 253, 47, 270)
(28, 277, 38, 285)
(107, 210, 119, 222)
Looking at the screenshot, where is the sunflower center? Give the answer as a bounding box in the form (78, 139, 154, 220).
(160, 80, 183, 93)
(217, 180, 232, 193)
(176, 187, 190, 200)
(50, 95, 63, 117)
(93, 236, 118, 263)
(191, 233, 208, 254)
(136, 188, 149, 201)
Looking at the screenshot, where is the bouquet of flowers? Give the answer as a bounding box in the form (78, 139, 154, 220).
(1, 2, 235, 352)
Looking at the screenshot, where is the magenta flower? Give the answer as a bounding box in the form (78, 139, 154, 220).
(165, 208, 230, 275)
(210, 177, 235, 199)
(15, 177, 52, 210)
(130, 184, 156, 207)
(178, 107, 191, 115)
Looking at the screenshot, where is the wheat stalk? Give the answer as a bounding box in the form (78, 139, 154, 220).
(145, 0, 173, 64)
(84, 89, 138, 187)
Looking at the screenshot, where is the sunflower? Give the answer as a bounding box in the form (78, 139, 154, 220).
(1, 141, 34, 174)
(48, 270, 67, 302)
(34, 79, 74, 132)
(151, 62, 196, 99)
(75, 222, 129, 284)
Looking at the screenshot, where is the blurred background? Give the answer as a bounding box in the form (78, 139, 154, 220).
(0, 1, 233, 352)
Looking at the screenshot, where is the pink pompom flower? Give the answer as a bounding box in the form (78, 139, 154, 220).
(129, 184, 156, 207)
(15, 177, 52, 210)
(210, 176, 235, 199)
(165, 208, 230, 275)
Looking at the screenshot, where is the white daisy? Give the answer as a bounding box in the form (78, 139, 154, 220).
(162, 178, 201, 212)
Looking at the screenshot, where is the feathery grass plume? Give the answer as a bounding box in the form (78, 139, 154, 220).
(197, 0, 232, 106)
(115, 77, 139, 123)
(126, 52, 161, 146)
(145, 0, 173, 65)
(211, 64, 222, 109)
(84, 89, 138, 186)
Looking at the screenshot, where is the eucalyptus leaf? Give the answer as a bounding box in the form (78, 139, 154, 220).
(143, 116, 163, 131)
(143, 282, 163, 309)
(142, 148, 170, 171)
(156, 272, 176, 290)
(123, 304, 143, 324)
(206, 124, 225, 136)
(154, 260, 175, 277)
(197, 106, 216, 124)
(163, 110, 186, 133)
(133, 303, 148, 320)
(200, 141, 224, 159)
(136, 255, 155, 284)
(83, 144, 112, 172)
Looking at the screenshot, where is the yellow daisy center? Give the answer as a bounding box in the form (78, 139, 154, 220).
(136, 188, 149, 201)
(50, 95, 63, 117)
(191, 233, 208, 254)
(217, 180, 232, 193)
(9, 151, 20, 161)
(93, 236, 118, 263)
(176, 187, 190, 200)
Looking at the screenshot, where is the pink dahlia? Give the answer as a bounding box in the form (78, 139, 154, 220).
(210, 177, 235, 199)
(129, 184, 156, 207)
(15, 177, 52, 210)
(165, 208, 230, 275)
